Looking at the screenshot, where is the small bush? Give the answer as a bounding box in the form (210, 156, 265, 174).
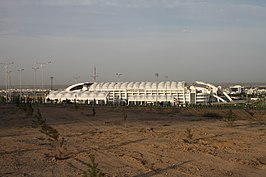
(32, 109, 67, 160)
(183, 128, 194, 144)
(41, 123, 60, 141)
(32, 108, 59, 141)
(32, 109, 46, 127)
(19, 103, 34, 118)
(185, 128, 193, 139)
(26, 103, 34, 117)
(83, 155, 105, 177)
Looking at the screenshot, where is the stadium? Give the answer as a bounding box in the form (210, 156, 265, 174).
(46, 81, 233, 106)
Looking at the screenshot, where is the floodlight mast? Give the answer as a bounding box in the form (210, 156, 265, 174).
(50, 76, 54, 90)
(18, 68, 24, 102)
(165, 75, 168, 103)
(0, 61, 14, 103)
(116, 73, 122, 82)
(89, 66, 99, 105)
(90, 66, 98, 83)
(155, 73, 159, 105)
(116, 73, 122, 106)
(7, 70, 12, 102)
(36, 61, 51, 103)
(73, 76, 80, 84)
(32, 66, 39, 102)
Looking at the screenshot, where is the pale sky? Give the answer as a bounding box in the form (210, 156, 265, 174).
(0, 0, 266, 86)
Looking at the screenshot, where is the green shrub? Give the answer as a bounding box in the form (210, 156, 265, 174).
(41, 123, 60, 141)
(32, 109, 68, 160)
(32, 109, 45, 127)
(83, 155, 105, 177)
(18, 102, 34, 117)
(26, 103, 34, 117)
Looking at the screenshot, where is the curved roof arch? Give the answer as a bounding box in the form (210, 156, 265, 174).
(108, 82, 116, 89)
(121, 82, 129, 89)
(95, 83, 102, 90)
(102, 82, 110, 89)
(171, 82, 178, 89)
(139, 82, 146, 89)
(116, 82, 123, 89)
(165, 81, 171, 89)
(158, 82, 165, 89)
(65, 82, 93, 91)
(145, 82, 152, 89)
(127, 82, 134, 89)
(151, 82, 157, 89)
(132, 82, 140, 89)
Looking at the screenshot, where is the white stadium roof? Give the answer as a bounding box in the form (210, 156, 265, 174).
(89, 81, 183, 91)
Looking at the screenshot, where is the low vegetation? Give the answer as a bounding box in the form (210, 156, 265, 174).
(18, 102, 34, 118)
(32, 108, 67, 160)
(32, 109, 45, 127)
(83, 155, 105, 177)
(183, 128, 194, 144)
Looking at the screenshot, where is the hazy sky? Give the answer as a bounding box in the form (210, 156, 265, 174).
(0, 0, 266, 86)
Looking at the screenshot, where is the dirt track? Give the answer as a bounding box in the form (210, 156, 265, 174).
(0, 105, 266, 177)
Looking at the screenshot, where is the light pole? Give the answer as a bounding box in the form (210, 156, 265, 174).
(90, 66, 98, 83)
(36, 61, 51, 103)
(116, 73, 122, 106)
(165, 75, 168, 104)
(155, 73, 159, 106)
(7, 70, 12, 102)
(50, 76, 54, 90)
(73, 76, 80, 84)
(32, 66, 39, 102)
(0, 61, 14, 103)
(116, 73, 122, 82)
(18, 68, 24, 102)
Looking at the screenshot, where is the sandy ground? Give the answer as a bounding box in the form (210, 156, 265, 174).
(0, 104, 266, 177)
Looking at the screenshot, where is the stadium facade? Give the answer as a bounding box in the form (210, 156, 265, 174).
(46, 81, 233, 105)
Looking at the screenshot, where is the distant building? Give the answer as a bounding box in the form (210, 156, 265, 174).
(229, 85, 245, 95)
(46, 81, 233, 105)
(247, 86, 266, 95)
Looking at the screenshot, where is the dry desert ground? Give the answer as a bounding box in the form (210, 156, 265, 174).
(0, 104, 266, 177)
